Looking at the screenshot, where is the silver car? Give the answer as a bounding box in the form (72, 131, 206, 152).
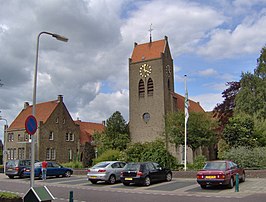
(87, 161, 126, 184)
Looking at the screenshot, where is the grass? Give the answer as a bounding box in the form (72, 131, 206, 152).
(0, 192, 21, 199)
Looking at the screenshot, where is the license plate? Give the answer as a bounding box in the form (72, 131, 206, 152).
(205, 176, 216, 179)
(125, 178, 132, 181)
(90, 176, 97, 179)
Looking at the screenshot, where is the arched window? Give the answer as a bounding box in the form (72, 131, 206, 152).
(138, 79, 145, 97)
(147, 78, 154, 96)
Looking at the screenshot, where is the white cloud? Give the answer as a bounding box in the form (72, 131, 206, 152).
(191, 93, 223, 112)
(198, 68, 218, 76)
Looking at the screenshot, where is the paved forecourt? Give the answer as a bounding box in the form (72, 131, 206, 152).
(1, 173, 266, 198)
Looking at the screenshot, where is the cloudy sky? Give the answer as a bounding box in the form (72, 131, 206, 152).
(1, 0, 266, 141)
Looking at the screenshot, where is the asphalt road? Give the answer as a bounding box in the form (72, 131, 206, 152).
(0, 174, 266, 202)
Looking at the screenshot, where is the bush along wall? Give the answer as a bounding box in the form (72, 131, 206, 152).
(222, 146, 266, 169)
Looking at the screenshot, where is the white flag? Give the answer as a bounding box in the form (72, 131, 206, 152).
(185, 86, 189, 123)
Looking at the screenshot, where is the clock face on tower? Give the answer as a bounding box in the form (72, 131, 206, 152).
(165, 65, 171, 77)
(139, 63, 152, 78)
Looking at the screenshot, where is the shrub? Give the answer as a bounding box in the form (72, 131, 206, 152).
(61, 161, 83, 169)
(0, 192, 22, 200)
(222, 146, 266, 169)
(93, 149, 121, 165)
(186, 155, 207, 170)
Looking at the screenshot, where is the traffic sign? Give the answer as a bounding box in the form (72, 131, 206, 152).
(25, 115, 38, 135)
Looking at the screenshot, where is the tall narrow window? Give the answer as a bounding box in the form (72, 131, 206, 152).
(147, 78, 154, 96)
(49, 132, 54, 140)
(168, 79, 170, 90)
(138, 79, 145, 97)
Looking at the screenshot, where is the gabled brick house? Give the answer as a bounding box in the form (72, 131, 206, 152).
(5, 95, 79, 163)
(74, 120, 105, 161)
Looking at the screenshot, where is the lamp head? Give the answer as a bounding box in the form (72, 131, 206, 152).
(52, 34, 68, 42)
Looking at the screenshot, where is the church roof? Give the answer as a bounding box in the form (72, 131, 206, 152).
(9, 100, 59, 130)
(74, 120, 105, 144)
(174, 93, 205, 113)
(130, 39, 166, 63)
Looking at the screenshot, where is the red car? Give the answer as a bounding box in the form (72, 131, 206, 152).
(196, 160, 245, 189)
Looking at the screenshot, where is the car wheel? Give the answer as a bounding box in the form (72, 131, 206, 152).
(108, 175, 116, 184)
(8, 175, 14, 179)
(166, 172, 172, 182)
(90, 179, 98, 184)
(64, 171, 72, 177)
(123, 182, 130, 186)
(200, 184, 207, 189)
(19, 172, 24, 178)
(144, 176, 151, 186)
(240, 173, 246, 182)
(228, 177, 234, 189)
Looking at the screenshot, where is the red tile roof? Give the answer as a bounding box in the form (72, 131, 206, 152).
(74, 120, 105, 144)
(130, 39, 166, 63)
(174, 93, 205, 113)
(9, 100, 59, 130)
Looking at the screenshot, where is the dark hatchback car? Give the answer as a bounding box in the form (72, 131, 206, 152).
(120, 162, 172, 186)
(5, 159, 38, 179)
(196, 160, 245, 189)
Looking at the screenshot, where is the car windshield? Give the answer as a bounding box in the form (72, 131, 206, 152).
(93, 162, 110, 168)
(203, 162, 226, 170)
(124, 163, 140, 171)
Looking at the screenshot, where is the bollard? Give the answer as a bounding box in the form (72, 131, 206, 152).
(235, 173, 239, 192)
(69, 191, 73, 202)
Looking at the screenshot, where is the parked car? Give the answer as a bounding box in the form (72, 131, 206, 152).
(120, 162, 172, 186)
(24, 161, 73, 179)
(5, 159, 38, 179)
(196, 160, 245, 189)
(87, 161, 126, 184)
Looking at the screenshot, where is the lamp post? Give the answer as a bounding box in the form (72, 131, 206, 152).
(30, 31, 68, 187)
(0, 116, 8, 173)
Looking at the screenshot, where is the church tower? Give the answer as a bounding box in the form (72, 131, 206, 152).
(129, 36, 175, 143)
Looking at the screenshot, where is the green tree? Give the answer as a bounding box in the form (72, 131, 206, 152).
(165, 112, 217, 159)
(82, 142, 95, 167)
(93, 111, 130, 155)
(223, 113, 257, 148)
(235, 46, 266, 120)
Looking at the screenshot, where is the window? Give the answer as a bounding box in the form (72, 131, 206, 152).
(7, 148, 16, 160)
(46, 148, 56, 160)
(8, 133, 14, 142)
(56, 117, 59, 123)
(63, 118, 66, 124)
(65, 133, 70, 141)
(70, 133, 74, 141)
(147, 78, 154, 96)
(68, 149, 72, 161)
(51, 148, 56, 160)
(18, 148, 25, 159)
(168, 79, 170, 90)
(49, 132, 54, 140)
(24, 133, 29, 141)
(138, 79, 145, 97)
(46, 148, 50, 160)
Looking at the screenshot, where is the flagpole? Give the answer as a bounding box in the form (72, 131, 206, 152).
(184, 75, 188, 171)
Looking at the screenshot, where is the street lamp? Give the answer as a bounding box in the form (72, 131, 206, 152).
(30, 31, 68, 187)
(0, 116, 8, 173)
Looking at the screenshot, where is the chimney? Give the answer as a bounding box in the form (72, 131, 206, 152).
(58, 95, 63, 102)
(24, 102, 29, 109)
(134, 42, 138, 47)
(102, 120, 106, 126)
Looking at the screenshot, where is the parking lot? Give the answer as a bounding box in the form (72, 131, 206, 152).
(1, 173, 266, 198)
